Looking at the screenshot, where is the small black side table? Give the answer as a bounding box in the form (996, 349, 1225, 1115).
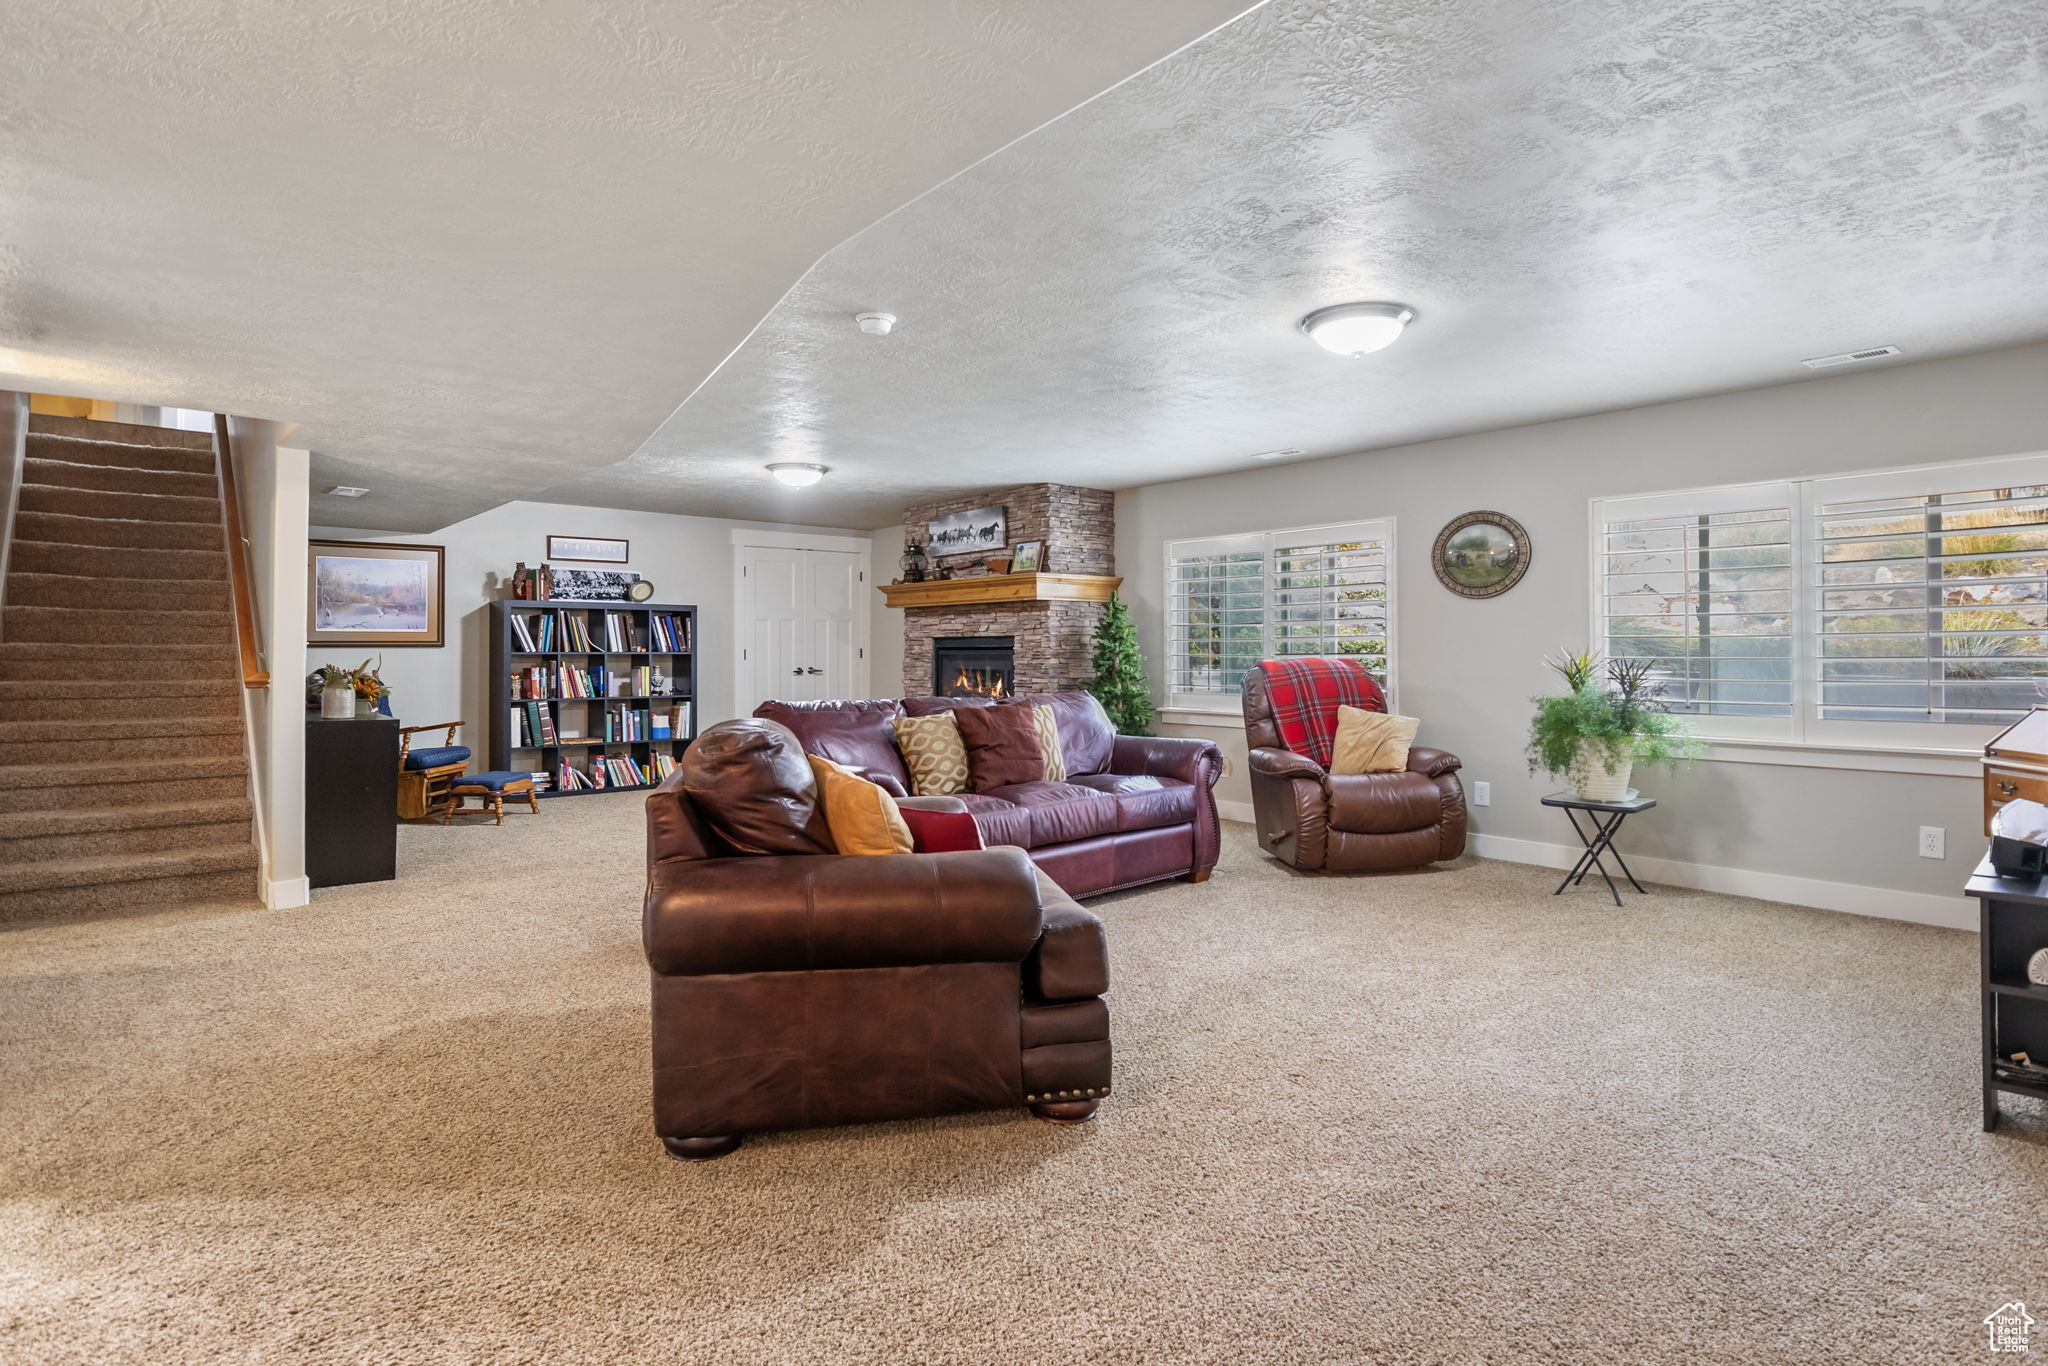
(1541, 791, 1656, 907)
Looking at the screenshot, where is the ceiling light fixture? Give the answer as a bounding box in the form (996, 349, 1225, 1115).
(767, 462, 828, 488)
(327, 485, 369, 497)
(1299, 302, 1415, 357)
(855, 312, 896, 336)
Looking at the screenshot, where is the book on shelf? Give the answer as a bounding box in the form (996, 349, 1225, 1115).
(650, 752, 677, 782)
(648, 612, 692, 653)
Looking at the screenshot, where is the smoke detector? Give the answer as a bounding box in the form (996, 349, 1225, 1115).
(327, 485, 370, 497)
(855, 312, 896, 336)
(1801, 344, 1903, 370)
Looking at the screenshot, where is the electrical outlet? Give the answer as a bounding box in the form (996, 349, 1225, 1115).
(1221, 755, 1234, 779)
(1919, 825, 1945, 860)
(1473, 780, 1491, 807)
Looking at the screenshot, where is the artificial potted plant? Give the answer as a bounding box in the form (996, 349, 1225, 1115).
(1526, 650, 1699, 802)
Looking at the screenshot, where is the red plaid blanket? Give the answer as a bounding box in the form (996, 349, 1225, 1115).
(1255, 657, 1386, 768)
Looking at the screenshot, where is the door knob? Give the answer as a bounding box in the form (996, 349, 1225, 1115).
(805, 667, 824, 675)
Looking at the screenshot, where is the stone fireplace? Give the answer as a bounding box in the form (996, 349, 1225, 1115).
(892, 484, 1116, 697)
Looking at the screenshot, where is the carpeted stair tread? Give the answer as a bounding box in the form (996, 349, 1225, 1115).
(22, 456, 216, 499)
(0, 842, 258, 896)
(10, 539, 227, 581)
(3, 572, 230, 613)
(21, 433, 217, 478)
(0, 754, 247, 792)
(0, 642, 237, 683)
(28, 413, 215, 450)
(0, 773, 248, 813)
(14, 509, 223, 552)
(0, 797, 253, 841)
(0, 682, 239, 720)
(20, 484, 222, 524)
(0, 715, 245, 744)
(3, 604, 234, 645)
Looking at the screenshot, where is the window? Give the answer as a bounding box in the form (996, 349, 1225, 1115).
(1167, 519, 1393, 706)
(1594, 453, 2048, 747)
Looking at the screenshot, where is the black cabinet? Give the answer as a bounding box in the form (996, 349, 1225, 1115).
(306, 716, 398, 888)
(1965, 856, 2048, 1130)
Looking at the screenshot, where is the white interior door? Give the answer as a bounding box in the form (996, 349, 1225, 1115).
(805, 550, 860, 702)
(737, 542, 868, 714)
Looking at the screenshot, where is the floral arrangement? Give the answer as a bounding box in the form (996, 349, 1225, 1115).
(306, 659, 390, 711)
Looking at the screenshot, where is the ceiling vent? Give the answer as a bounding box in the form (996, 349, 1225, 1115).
(327, 485, 370, 497)
(1249, 447, 1305, 462)
(1802, 345, 1903, 370)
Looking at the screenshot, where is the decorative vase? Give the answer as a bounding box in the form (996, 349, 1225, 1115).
(355, 694, 374, 717)
(321, 685, 354, 719)
(1569, 740, 1634, 803)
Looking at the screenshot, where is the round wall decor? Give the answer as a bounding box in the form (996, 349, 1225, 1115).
(1431, 510, 1531, 599)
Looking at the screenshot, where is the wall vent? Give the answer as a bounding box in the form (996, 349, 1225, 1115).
(1802, 344, 1903, 370)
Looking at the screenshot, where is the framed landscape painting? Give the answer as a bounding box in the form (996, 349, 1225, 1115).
(307, 540, 446, 647)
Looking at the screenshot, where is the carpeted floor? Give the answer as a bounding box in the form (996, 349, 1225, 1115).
(3, 801, 2042, 1364)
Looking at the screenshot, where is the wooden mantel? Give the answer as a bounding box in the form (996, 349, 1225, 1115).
(879, 571, 1123, 610)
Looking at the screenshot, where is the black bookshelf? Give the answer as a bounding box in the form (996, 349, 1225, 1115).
(489, 599, 698, 799)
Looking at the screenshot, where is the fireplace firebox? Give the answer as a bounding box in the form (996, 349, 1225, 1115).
(933, 636, 1015, 699)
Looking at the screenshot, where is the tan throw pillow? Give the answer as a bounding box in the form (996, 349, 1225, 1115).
(1330, 706, 1420, 775)
(894, 712, 971, 796)
(808, 756, 913, 855)
(1032, 704, 1066, 783)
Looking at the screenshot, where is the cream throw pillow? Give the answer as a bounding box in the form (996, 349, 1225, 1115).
(1329, 706, 1420, 775)
(1031, 704, 1066, 783)
(808, 756, 914, 855)
(894, 712, 971, 796)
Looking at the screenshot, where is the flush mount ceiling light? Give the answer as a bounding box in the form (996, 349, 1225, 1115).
(1299, 302, 1415, 357)
(767, 462, 828, 488)
(854, 312, 896, 336)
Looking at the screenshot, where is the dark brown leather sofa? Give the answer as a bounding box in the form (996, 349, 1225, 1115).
(755, 690, 1222, 899)
(643, 717, 1111, 1160)
(1241, 667, 1467, 872)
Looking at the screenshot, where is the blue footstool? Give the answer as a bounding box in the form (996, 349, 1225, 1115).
(445, 770, 539, 824)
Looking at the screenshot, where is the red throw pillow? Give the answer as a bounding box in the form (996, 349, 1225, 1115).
(953, 701, 1046, 792)
(897, 805, 985, 853)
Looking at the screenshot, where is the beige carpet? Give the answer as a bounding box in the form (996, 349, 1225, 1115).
(3, 803, 2042, 1364)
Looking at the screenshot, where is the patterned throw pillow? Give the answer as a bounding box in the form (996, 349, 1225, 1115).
(1031, 704, 1066, 782)
(895, 712, 971, 796)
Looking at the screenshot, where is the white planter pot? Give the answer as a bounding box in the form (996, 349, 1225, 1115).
(1569, 741, 1635, 803)
(320, 685, 355, 719)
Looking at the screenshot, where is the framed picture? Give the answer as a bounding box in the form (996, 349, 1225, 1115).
(547, 534, 629, 563)
(927, 504, 1006, 556)
(550, 569, 642, 601)
(1009, 540, 1044, 574)
(308, 540, 445, 646)
(1431, 510, 1531, 599)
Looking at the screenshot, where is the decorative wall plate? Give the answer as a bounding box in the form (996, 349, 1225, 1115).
(1431, 510, 1531, 599)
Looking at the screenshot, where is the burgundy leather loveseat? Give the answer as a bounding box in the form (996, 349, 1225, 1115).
(755, 691, 1223, 899)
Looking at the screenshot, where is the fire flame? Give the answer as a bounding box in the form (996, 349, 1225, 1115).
(950, 666, 1008, 699)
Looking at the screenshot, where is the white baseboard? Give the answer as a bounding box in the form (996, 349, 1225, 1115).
(1469, 833, 1975, 931)
(265, 877, 310, 910)
(1217, 798, 1255, 824)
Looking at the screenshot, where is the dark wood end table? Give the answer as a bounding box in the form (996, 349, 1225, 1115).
(1541, 791, 1656, 907)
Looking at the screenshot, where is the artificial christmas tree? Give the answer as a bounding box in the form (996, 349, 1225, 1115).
(1088, 592, 1155, 736)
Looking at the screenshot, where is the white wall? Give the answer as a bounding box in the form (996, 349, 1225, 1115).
(868, 523, 907, 695)
(307, 499, 863, 741)
(231, 423, 310, 908)
(1117, 344, 2048, 928)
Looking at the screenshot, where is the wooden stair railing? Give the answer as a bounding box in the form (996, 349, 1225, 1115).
(212, 414, 269, 689)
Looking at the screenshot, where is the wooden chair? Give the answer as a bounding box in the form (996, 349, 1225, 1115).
(397, 722, 471, 822)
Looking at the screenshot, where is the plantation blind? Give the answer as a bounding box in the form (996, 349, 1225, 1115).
(1166, 519, 1394, 705)
(1813, 479, 2048, 727)
(1596, 485, 1795, 734)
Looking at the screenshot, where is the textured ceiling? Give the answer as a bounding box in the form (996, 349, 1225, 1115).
(0, 0, 1260, 531)
(539, 0, 2048, 528)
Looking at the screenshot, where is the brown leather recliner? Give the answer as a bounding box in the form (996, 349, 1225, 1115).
(1241, 668, 1467, 872)
(643, 717, 1111, 1161)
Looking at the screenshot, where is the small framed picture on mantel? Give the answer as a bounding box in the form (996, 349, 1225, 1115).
(547, 534, 629, 563)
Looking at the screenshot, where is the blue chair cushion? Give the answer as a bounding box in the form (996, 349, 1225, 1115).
(404, 745, 471, 771)
(453, 770, 533, 792)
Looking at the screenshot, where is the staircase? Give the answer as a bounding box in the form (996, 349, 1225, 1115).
(0, 414, 259, 921)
